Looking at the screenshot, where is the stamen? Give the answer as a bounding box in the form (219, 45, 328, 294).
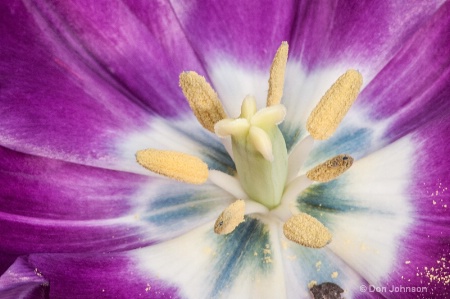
(214, 200, 245, 235)
(306, 154, 353, 182)
(306, 69, 363, 140)
(283, 213, 332, 248)
(136, 149, 208, 184)
(267, 41, 289, 106)
(179, 71, 227, 132)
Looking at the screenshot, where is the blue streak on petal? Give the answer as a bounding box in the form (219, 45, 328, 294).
(145, 189, 219, 226)
(299, 180, 365, 214)
(279, 123, 307, 152)
(287, 245, 353, 290)
(173, 124, 235, 173)
(210, 217, 271, 297)
(298, 179, 392, 229)
(304, 127, 374, 169)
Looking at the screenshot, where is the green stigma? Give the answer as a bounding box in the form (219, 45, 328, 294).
(215, 96, 288, 209)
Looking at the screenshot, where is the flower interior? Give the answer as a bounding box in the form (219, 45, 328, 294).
(136, 42, 363, 249)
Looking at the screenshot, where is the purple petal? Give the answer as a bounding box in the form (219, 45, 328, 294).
(289, 0, 444, 75)
(0, 147, 153, 254)
(168, 0, 299, 116)
(356, 1, 450, 142)
(0, 146, 148, 220)
(0, 254, 19, 281)
(380, 120, 450, 297)
(23, 253, 180, 299)
(0, 0, 203, 170)
(0, 146, 234, 254)
(170, 0, 296, 69)
(26, 0, 204, 113)
(0, 256, 49, 299)
(0, 214, 149, 254)
(0, 189, 229, 255)
(290, 2, 450, 169)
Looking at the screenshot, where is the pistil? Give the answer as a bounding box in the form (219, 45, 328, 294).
(215, 97, 288, 209)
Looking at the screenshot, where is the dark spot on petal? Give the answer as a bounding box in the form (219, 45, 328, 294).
(310, 282, 344, 299)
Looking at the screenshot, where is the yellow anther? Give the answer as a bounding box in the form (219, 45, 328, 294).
(283, 213, 332, 248)
(267, 41, 289, 106)
(307, 69, 363, 140)
(306, 154, 354, 182)
(136, 149, 208, 184)
(214, 200, 245, 235)
(179, 71, 227, 132)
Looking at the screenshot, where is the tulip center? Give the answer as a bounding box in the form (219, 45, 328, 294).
(135, 42, 363, 249)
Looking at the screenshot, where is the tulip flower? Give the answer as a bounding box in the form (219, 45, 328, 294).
(1, 0, 449, 298)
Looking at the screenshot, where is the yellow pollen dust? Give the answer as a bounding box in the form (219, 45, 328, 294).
(136, 149, 208, 184)
(283, 213, 332, 248)
(214, 200, 245, 235)
(306, 154, 354, 182)
(179, 71, 227, 132)
(307, 69, 363, 140)
(267, 41, 289, 106)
